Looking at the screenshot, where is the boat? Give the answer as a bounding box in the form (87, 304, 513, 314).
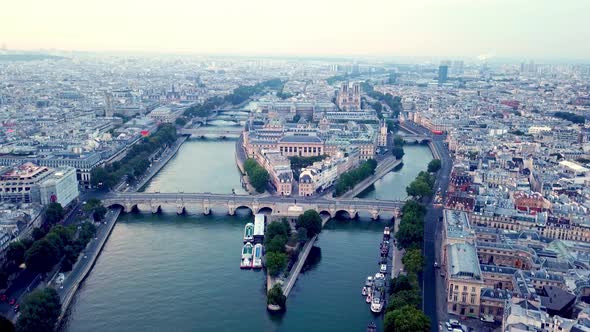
(365, 289, 373, 303)
(253, 214, 265, 243)
(362, 286, 367, 296)
(375, 272, 385, 280)
(252, 243, 263, 269)
(366, 322, 377, 332)
(365, 276, 374, 287)
(240, 242, 253, 269)
(383, 227, 390, 240)
(370, 291, 384, 313)
(243, 223, 254, 243)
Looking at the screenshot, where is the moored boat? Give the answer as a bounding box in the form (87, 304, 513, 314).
(252, 243, 263, 269)
(365, 289, 373, 304)
(240, 242, 253, 269)
(370, 290, 384, 313)
(243, 223, 254, 243)
(383, 227, 390, 240)
(362, 286, 367, 296)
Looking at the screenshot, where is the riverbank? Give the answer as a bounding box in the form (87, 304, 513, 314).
(132, 135, 188, 192)
(57, 207, 122, 324)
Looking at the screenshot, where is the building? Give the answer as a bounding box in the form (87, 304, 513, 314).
(336, 82, 361, 111)
(148, 106, 175, 123)
(255, 149, 293, 196)
(0, 163, 52, 203)
(438, 65, 449, 85)
(446, 242, 485, 317)
(377, 120, 388, 147)
(38, 166, 79, 207)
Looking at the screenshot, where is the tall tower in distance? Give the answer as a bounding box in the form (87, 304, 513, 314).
(438, 65, 448, 85)
(104, 92, 114, 117)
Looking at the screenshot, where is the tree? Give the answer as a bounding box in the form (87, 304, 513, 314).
(0, 315, 14, 332)
(31, 228, 45, 241)
(45, 203, 64, 225)
(387, 289, 421, 312)
(6, 241, 26, 264)
(384, 305, 430, 332)
(16, 288, 61, 332)
(296, 210, 322, 238)
(297, 228, 308, 243)
(406, 179, 433, 199)
(395, 222, 423, 250)
(267, 284, 286, 308)
(427, 159, 442, 173)
(0, 270, 8, 289)
(393, 135, 405, 147)
(266, 235, 287, 253)
(249, 168, 269, 193)
(265, 252, 288, 277)
(402, 248, 425, 275)
(265, 221, 289, 243)
(93, 206, 107, 222)
(389, 275, 413, 295)
(392, 146, 405, 159)
(24, 239, 58, 273)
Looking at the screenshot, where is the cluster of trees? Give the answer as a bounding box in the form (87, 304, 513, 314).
(405, 171, 435, 200)
(225, 79, 284, 105)
(15, 288, 61, 332)
(395, 200, 426, 250)
(427, 159, 441, 173)
(362, 81, 403, 117)
(83, 199, 107, 222)
(296, 210, 322, 239)
(91, 124, 177, 189)
(264, 219, 291, 277)
(45, 203, 65, 225)
(326, 72, 360, 85)
(384, 248, 429, 332)
(392, 135, 405, 159)
(243, 159, 270, 193)
(183, 96, 224, 118)
(333, 159, 378, 196)
(554, 111, 585, 124)
(267, 283, 287, 309)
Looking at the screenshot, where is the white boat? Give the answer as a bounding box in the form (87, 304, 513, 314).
(375, 272, 385, 280)
(240, 242, 253, 269)
(252, 243, 263, 269)
(243, 223, 254, 243)
(370, 292, 384, 313)
(383, 227, 390, 239)
(253, 214, 265, 243)
(362, 287, 367, 296)
(365, 276, 373, 287)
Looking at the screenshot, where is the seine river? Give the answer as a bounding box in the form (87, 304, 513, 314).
(61, 139, 431, 332)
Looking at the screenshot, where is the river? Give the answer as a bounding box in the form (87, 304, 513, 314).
(62, 139, 431, 332)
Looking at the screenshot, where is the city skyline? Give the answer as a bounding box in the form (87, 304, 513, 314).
(1, 0, 590, 59)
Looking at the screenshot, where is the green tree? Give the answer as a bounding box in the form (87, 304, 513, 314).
(386, 120, 397, 132)
(388, 275, 413, 295)
(392, 146, 405, 159)
(0, 270, 8, 289)
(267, 284, 286, 308)
(265, 221, 289, 243)
(6, 241, 26, 264)
(387, 289, 421, 312)
(402, 248, 425, 275)
(265, 252, 288, 277)
(266, 235, 287, 253)
(393, 135, 405, 147)
(24, 239, 58, 273)
(93, 206, 107, 222)
(45, 203, 64, 225)
(395, 222, 424, 250)
(249, 168, 269, 193)
(406, 179, 433, 199)
(16, 288, 61, 332)
(384, 305, 430, 332)
(296, 210, 322, 238)
(297, 228, 308, 243)
(427, 159, 442, 173)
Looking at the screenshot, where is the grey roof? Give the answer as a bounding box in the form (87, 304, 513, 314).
(279, 135, 323, 144)
(448, 243, 482, 280)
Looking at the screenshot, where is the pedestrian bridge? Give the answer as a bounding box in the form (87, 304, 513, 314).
(102, 192, 404, 220)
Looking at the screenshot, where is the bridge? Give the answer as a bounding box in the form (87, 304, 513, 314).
(178, 127, 244, 137)
(102, 192, 404, 220)
(401, 134, 431, 143)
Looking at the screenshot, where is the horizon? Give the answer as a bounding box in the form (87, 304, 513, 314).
(1, 0, 589, 60)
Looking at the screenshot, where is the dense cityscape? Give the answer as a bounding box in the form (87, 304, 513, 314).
(0, 2, 590, 332)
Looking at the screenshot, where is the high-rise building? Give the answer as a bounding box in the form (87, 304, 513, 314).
(438, 65, 449, 85)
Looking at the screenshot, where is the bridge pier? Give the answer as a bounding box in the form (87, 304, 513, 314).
(371, 209, 380, 221)
(124, 201, 134, 213)
(203, 199, 211, 215)
(393, 207, 401, 219)
(151, 204, 160, 214)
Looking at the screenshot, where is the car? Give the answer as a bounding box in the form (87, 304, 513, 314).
(480, 314, 494, 323)
(380, 264, 387, 273)
(444, 322, 453, 331)
(0, 294, 6, 301)
(14, 304, 19, 312)
(9, 298, 16, 305)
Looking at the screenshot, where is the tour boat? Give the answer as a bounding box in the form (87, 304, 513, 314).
(243, 223, 254, 243)
(252, 243, 263, 269)
(240, 242, 253, 269)
(370, 291, 384, 313)
(362, 286, 367, 296)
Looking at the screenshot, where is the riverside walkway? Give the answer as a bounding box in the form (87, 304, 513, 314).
(58, 207, 122, 321)
(339, 156, 403, 199)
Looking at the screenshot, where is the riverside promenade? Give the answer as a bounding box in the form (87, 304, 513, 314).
(339, 155, 402, 199)
(57, 207, 122, 322)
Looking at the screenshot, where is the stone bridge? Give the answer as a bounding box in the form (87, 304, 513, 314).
(102, 192, 403, 220)
(401, 134, 431, 143)
(178, 127, 243, 137)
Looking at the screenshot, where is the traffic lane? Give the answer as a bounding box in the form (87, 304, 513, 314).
(0, 270, 41, 320)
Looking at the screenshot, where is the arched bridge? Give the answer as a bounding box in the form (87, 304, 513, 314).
(102, 192, 404, 220)
(178, 127, 243, 137)
(401, 135, 431, 143)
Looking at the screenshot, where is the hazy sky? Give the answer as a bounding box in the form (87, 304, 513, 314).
(1, 0, 589, 58)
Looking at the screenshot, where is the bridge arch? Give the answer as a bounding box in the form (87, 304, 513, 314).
(257, 206, 273, 215)
(318, 210, 332, 219)
(335, 209, 356, 219)
(234, 205, 254, 215)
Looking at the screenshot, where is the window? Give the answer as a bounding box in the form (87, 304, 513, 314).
(463, 286, 467, 291)
(470, 295, 476, 304)
(461, 294, 466, 303)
